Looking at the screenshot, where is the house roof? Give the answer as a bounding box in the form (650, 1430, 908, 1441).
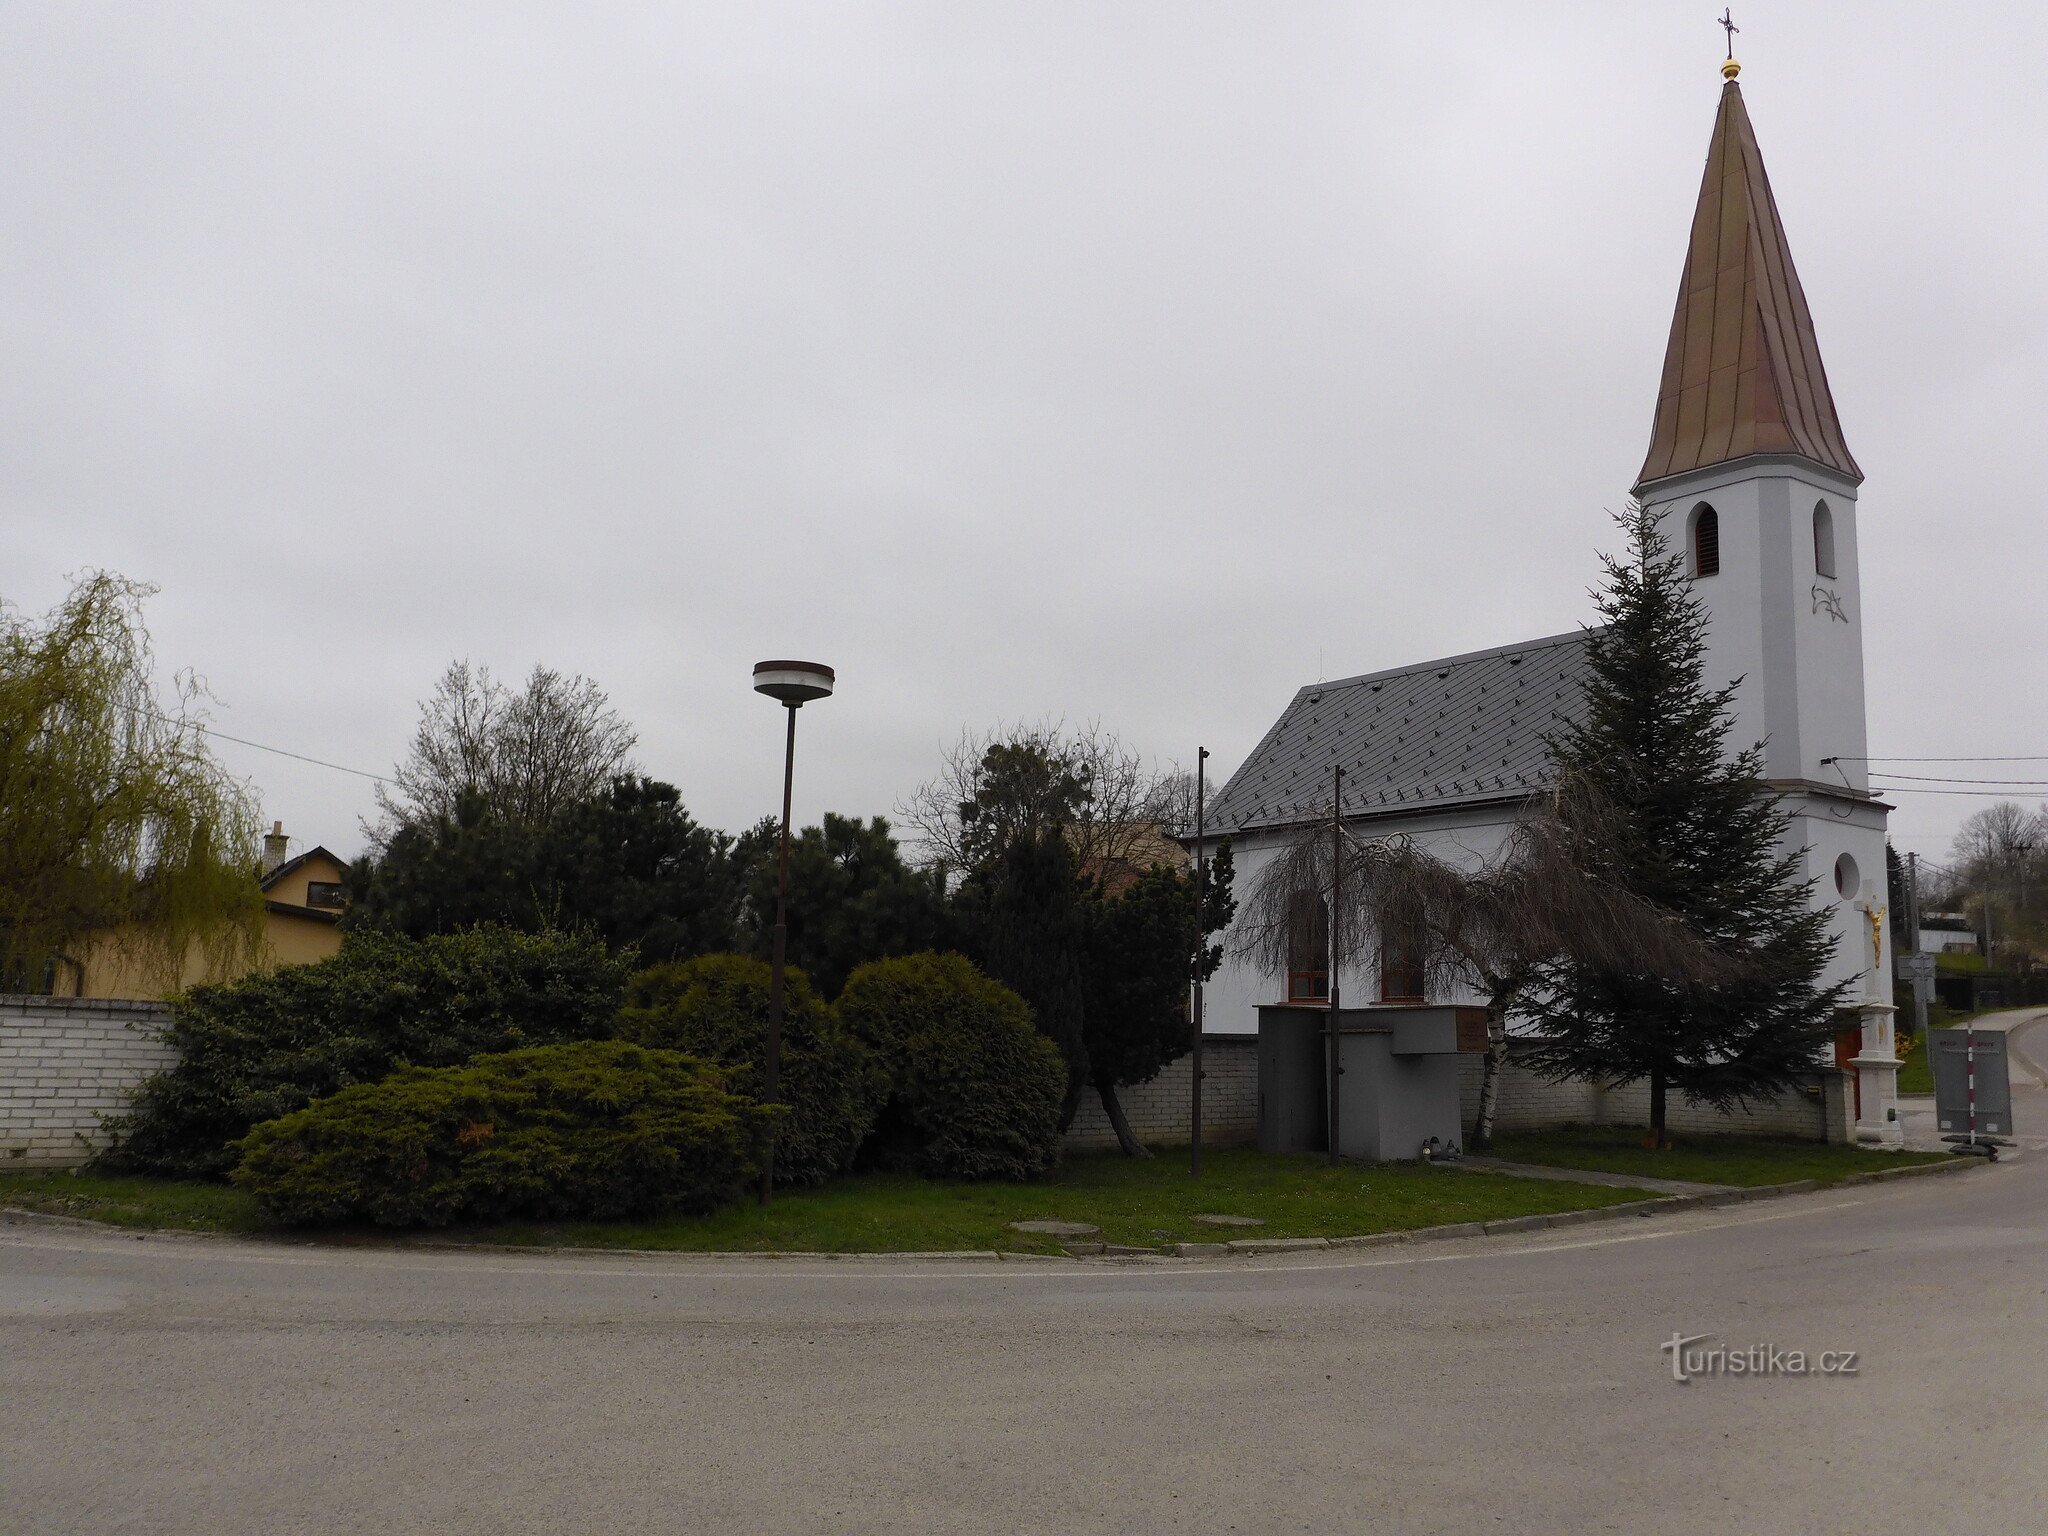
(265, 898, 341, 925)
(1635, 79, 1861, 490)
(1204, 630, 1594, 836)
(259, 845, 349, 893)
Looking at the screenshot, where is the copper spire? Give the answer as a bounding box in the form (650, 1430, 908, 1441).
(1634, 77, 1861, 490)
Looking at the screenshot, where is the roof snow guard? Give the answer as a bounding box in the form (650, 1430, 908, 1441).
(1635, 80, 1861, 491)
(1204, 631, 1593, 836)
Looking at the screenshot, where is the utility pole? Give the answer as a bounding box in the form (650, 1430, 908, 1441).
(1907, 851, 1928, 1040)
(1326, 764, 1344, 1167)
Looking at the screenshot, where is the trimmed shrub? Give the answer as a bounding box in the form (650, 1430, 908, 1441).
(617, 953, 884, 1185)
(103, 926, 630, 1181)
(234, 1041, 771, 1227)
(837, 951, 1065, 1181)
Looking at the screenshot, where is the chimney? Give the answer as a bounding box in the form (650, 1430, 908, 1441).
(263, 821, 290, 874)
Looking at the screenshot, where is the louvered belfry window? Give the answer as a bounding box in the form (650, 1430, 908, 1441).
(1692, 504, 1720, 578)
(1813, 501, 1836, 578)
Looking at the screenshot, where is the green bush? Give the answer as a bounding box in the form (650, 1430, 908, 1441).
(616, 953, 885, 1185)
(836, 951, 1065, 1181)
(103, 926, 630, 1181)
(234, 1041, 770, 1227)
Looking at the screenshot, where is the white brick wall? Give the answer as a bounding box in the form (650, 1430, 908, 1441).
(1, 995, 176, 1169)
(1454, 1042, 1842, 1143)
(1063, 1036, 1258, 1153)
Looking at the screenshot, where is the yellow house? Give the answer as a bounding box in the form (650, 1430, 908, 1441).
(54, 823, 349, 1000)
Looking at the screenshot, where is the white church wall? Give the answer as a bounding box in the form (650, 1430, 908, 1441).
(1201, 806, 1520, 1034)
(1786, 799, 1893, 1002)
(1791, 486, 1872, 792)
(1645, 455, 1885, 1049)
(1645, 459, 1870, 793)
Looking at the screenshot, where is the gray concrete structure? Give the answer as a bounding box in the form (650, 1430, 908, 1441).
(1256, 1004, 1474, 1160)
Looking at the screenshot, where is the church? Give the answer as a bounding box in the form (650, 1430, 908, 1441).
(1200, 58, 1902, 1146)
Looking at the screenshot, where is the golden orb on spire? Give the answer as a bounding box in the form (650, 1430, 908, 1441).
(1722, 56, 1742, 80)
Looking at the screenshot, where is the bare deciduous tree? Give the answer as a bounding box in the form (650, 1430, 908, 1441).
(371, 661, 637, 845)
(897, 721, 1182, 880)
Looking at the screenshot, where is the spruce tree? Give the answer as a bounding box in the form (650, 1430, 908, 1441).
(1517, 505, 1850, 1146)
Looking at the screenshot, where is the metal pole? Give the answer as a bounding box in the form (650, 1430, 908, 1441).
(1907, 852, 1928, 1041)
(760, 701, 799, 1206)
(1327, 764, 1343, 1167)
(1190, 747, 1208, 1178)
(1966, 1014, 1978, 1149)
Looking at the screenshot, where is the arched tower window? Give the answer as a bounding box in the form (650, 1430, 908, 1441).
(1690, 503, 1720, 578)
(1813, 501, 1837, 578)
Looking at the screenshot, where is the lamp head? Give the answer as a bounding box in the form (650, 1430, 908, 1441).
(753, 660, 835, 706)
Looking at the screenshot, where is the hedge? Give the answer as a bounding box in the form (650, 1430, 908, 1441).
(836, 951, 1065, 1181)
(233, 1040, 771, 1227)
(103, 926, 630, 1181)
(616, 953, 884, 1185)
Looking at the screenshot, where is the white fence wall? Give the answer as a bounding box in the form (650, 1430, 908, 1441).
(1063, 1035, 1259, 1153)
(1, 996, 175, 1169)
(1454, 1043, 1849, 1144)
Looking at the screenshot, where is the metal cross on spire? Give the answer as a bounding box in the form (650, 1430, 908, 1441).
(1718, 8, 1739, 59)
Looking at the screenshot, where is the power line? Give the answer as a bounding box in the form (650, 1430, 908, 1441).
(1869, 773, 2048, 786)
(1837, 755, 2048, 763)
(1869, 784, 2048, 798)
(125, 706, 387, 783)
(198, 724, 387, 783)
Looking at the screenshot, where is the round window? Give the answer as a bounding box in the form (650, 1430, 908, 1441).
(1834, 852, 1860, 900)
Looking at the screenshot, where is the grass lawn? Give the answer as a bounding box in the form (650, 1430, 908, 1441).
(0, 1171, 265, 1232)
(1486, 1126, 1947, 1188)
(2, 1149, 1649, 1254)
(1898, 1032, 1939, 1095)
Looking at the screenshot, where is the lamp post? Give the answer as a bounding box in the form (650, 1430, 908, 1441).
(751, 659, 835, 1204)
(1190, 745, 1208, 1178)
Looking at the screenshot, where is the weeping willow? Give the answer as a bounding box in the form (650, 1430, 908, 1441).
(0, 572, 264, 993)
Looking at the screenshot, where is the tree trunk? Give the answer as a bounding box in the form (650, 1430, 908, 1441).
(1095, 1078, 1152, 1159)
(1472, 1009, 1508, 1150)
(1648, 1070, 1668, 1150)
(1057, 1061, 1089, 1134)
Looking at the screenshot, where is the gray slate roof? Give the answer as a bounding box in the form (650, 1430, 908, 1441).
(1206, 629, 1597, 835)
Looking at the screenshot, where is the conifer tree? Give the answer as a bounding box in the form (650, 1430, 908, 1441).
(1517, 505, 1849, 1146)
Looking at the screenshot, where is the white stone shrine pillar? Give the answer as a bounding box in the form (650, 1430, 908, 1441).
(1853, 898, 1902, 1147)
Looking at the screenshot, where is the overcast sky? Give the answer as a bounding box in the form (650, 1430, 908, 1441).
(6, 3, 2043, 869)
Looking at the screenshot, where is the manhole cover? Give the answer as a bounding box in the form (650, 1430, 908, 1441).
(1009, 1220, 1100, 1237)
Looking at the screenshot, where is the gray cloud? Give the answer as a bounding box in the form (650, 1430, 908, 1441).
(6, 3, 2040, 866)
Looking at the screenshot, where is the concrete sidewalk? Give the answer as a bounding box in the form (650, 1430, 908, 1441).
(1453, 1154, 1734, 1196)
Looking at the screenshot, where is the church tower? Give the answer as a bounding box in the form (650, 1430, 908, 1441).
(1632, 59, 1899, 1143)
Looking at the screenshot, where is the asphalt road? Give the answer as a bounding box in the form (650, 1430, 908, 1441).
(5, 1018, 2046, 1536)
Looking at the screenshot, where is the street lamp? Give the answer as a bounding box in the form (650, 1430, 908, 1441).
(751, 659, 835, 1204)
